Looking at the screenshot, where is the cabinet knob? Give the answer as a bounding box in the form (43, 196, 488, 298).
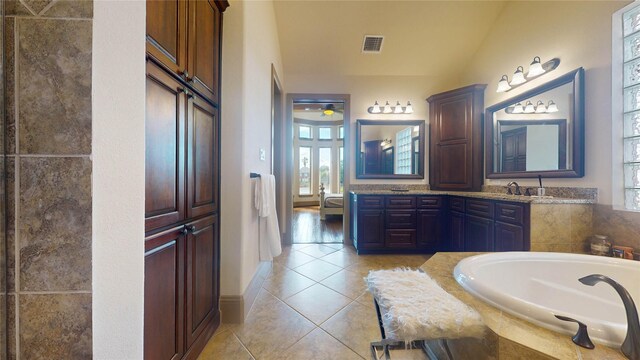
(181, 70, 190, 79)
(187, 225, 196, 233)
(183, 88, 194, 99)
(180, 227, 189, 235)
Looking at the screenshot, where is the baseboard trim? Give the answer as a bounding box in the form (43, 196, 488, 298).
(220, 261, 271, 323)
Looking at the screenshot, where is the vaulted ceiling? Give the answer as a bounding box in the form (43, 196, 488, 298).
(273, 1, 509, 81)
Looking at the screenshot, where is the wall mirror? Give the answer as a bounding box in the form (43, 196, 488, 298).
(485, 68, 585, 178)
(356, 120, 425, 179)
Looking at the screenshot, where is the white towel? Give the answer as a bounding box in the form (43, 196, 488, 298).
(254, 174, 282, 261)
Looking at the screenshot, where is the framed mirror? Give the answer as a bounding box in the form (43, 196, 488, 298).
(485, 68, 585, 178)
(356, 119, 425, 179)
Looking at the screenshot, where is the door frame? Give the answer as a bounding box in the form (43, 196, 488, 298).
(285, 93, 351, 246)
(271, 65, 287, 243)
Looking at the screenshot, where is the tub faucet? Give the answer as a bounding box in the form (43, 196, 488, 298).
(506, 181, 521, 195)
(579, 274, 640, 360)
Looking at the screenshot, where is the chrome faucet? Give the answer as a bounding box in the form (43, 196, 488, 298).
(506, 181, 522, 195)
(579, 274, 640, 360)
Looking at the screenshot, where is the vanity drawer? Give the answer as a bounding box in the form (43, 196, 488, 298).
(358, 195, 384, 209)
(385, 196, 416, 209)
(495, 202, 525, 225)
(385, 229, 416, 249)
(449, 197, 465, 212)
(385, 210, 416, 229)
(417, 196, 443, 209)
(466, 199, 494, 219)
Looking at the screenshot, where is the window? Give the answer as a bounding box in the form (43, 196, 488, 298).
(299, 125, 312, 140)
(339, 147, 344, 192)
(319, 127, 332, 140)
(395, 127, 412, 174)
(338, 126, 344, 139)
(299, 146, 312, 195)
(622, 6, 640, 210)
(319, 147, 332, 192)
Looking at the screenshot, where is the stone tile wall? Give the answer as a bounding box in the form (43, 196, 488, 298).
(592, 205, 640, 250)
(4, 1, 93, 358)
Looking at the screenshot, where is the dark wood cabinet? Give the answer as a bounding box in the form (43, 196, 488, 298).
(145, 1, 228, 359)
(494, 221, 525, 252)
(145, 61, 186, 232)
(465, 214, 494, 252)
(185, 216, 219, 348)
(385, 229, 416, 249)
(187, 95, 218, 218)
(357, 209, 385, 249)
(427, 84, 486, 191)
(417, 209, 443, 251)
(144, 227, 186, 360)
(449, 211, 465, 252)
(364, 140, 381, 174)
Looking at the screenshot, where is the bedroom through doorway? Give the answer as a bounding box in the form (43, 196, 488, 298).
(291, 100, 345, 244)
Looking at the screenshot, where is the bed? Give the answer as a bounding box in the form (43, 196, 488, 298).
(319, 183, 344, 220)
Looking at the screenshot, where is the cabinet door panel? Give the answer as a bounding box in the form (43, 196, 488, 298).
(186, 216, 219, 347)
(144, 228, 185, 360)
(187, 95, 218, 218)
(385, 230, 416, 249)
(438, 95, 470, 142)
(417, 209, 443, 251)
(357, 210, 384, 249)
(385, 210, 416, 229)
(465, 214, 494, 252)
(449, 211, 465, 252)
(188, 0, 220, 102)
(147, 0, 187, 75)
(146, 61, 186, 232)
(438, 143, 468, 185)
(495, 221, 525, 251)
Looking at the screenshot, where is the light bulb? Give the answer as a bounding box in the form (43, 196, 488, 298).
(497, 75, 512, 92)
(371, 101, 381, 113)
(394, 101, 404, 113)
(527, 56, 546, 78)
(383, 101, 393, 114)
(404, 101, 413, 114)
(513, 102, 524, 114)
(510, 66, 527, 85)
(535, 100, 546, 113)
(524, 101, 535, 113)
(547, 100, 559, 113)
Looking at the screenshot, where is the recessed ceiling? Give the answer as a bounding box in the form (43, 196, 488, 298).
(273, 1, 509, 80)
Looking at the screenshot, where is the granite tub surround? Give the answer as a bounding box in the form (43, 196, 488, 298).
(421, 253, 625, 360)
(530, 204, 593, 254)
(5, 0, 93, 357)
(593, 204, 640, 250)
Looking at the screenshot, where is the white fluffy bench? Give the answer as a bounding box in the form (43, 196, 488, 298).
(365, 268, 486, 360)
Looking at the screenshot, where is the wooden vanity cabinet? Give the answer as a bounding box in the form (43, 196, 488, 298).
(427, 84, 487, 191)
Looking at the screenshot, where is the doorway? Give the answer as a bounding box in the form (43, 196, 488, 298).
(285, 94, 351, 246)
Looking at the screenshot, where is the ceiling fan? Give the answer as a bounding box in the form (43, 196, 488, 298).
(321, 104, 343, 116)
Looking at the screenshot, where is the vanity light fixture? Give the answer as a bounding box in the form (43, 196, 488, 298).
(383, 101, 393, 114)
(495, 57, 561, 93)
(527, 56, 546, 78)
(404, 101, 414, 114)
(547, 100, 559, 113)
(371, 101, 381, 114)
(512, 102, 524, 114)
(535, 100, 547, 113)
(394, 101, 404, 114)
(523, 101, 536, 114)
(380, 138, 392, 147)
(367, 100, 414, 114)
(510, 66, 527, 86)
(497, 75, 512, 92)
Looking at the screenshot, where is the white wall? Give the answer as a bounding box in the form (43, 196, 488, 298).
(221, 0, 284, 297)
(92, 0, 146, 358)
(459, 0, 631, 205)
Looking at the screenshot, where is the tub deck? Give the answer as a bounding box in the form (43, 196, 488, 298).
(421, 252, 625, 360)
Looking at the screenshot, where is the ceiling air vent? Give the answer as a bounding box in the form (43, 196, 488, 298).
(362, 35, 384, 53)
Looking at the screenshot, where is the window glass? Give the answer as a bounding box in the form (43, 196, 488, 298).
(623, 6, 640, 211)
(299, 125, 312, 139)
(299, 146, 312, 195)
(395, 127, 412, 174)
(319, 148, 331, 192)
(319, 127, 332, 140)
(339, 147, 344, 192)
(338, 126, 344, 139)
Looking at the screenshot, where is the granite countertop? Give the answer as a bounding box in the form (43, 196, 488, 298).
(349, 190, 596, 204)
(421, 253, 624, 360)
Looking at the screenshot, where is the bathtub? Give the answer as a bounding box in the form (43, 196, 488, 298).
(453, 252, 640, 347)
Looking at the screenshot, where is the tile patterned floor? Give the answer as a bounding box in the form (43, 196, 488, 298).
(198, 244, 431, 360)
